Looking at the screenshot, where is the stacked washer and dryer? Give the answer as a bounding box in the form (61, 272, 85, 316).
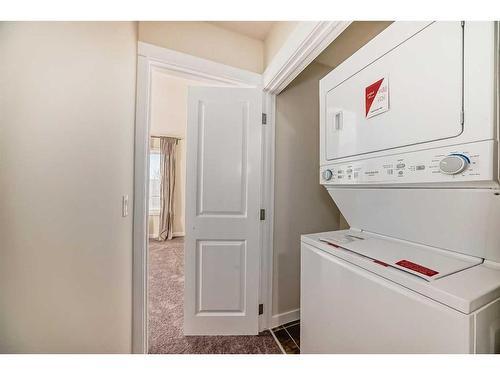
(301, 21, 500, 353)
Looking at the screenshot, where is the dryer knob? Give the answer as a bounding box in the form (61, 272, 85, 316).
(322, 169, 333, 181)
(439, 154, 470, 175)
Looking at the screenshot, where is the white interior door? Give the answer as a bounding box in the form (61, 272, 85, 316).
(184, 86, 262, 335)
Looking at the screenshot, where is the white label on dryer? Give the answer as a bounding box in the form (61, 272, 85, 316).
(365, 76, 389, 119)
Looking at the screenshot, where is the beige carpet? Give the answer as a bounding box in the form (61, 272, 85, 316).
(148, 237, 282, 354)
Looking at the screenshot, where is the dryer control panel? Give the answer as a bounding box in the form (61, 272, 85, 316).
(320, 140, 496, 186)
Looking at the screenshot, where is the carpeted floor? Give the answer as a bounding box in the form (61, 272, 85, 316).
(148, 237, 282, 354)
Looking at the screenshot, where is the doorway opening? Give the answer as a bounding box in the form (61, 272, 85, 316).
(145, 68, 280, 354)
(146, 70, 190, 353)
(135, 25, 355, 354)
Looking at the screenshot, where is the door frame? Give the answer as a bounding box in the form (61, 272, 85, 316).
(133, 20, 351, 354)
(133, 42, 262, 353)
(260, 21, 351, 330)
(263, 21, 351, 93)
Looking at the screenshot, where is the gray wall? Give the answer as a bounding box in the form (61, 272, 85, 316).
(315, 21, 393, 69)
(272, 21, 393, 319)
(273, 62, 340, 317)
(0, 22, 137, 353)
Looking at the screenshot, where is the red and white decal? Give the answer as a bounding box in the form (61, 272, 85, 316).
(395, 259, 439, 277)
(365, 76, 389, 118)
(324, 241, 339, 248)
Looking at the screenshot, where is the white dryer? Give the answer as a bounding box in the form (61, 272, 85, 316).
(302, 21, 500, 353)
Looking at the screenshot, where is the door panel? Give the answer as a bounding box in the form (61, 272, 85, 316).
(196, 240, 246, 314)
(325, 22, 464, 160)
(196, 100, 249, 216)
(185, 87, 262, 335)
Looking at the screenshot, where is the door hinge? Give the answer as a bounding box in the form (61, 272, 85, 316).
(460, 110, 464, 125)
(259, 304, 264, 315)
(262, 113, 267, 125)
(260, 209, 266, 221)
(461, 21, 465, 28)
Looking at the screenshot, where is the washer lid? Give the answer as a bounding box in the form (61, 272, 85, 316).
(319, 233, 482, 281)
(302, 230, 500, 314)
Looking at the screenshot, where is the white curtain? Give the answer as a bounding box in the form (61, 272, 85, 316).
(158, 137, 177, 241)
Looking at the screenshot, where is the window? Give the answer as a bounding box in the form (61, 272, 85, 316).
(149, 151, 161, 215)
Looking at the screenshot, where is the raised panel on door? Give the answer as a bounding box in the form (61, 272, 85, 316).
(196, 240, 246, 314)
(196, 99, 248, 217)
(325, 22, 464, 160)
(185, 87, 261, 335)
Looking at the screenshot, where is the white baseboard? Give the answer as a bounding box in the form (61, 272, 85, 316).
(148, 232, 184, 239)
(270, 308, 300, 328)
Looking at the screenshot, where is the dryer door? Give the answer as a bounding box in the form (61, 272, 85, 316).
(325, 22, 464, 160)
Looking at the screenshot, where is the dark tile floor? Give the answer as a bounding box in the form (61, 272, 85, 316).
(271, 320, 300, 354)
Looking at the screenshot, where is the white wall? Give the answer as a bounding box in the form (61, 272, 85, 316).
(148, 71, 212, 238)
(0, 22, 137, 353)
(138, 22, 264, 73)
(264, 21, 299, 67)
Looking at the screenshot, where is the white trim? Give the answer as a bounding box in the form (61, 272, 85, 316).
(138, 42, 262, 88)
(148, 232, 185, 239)
(149, 232, 185, 239)
(258, 21, 354, 336)
(260, 21, 352, 336)
(270, 309, 301, 329)
(133, 43, 264, 353)
(132, 55, 150, 355)
(259, 92, 276, 332)
(263, 21, 352, 94)
(150, 133, 184, 140)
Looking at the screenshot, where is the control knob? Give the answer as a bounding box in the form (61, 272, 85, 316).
(322, 169, 333, 181)
(439, 154, 470, 175)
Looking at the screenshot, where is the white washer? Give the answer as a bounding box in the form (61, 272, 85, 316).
(303, 21, 500, 353)
(301, 231, 500, 353)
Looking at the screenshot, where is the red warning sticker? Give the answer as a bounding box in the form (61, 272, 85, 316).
(324, 241, 339, 248)
(365, 77, 389, 118)
(395, 260, 439, 277)
(373, 259, 389, 267)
